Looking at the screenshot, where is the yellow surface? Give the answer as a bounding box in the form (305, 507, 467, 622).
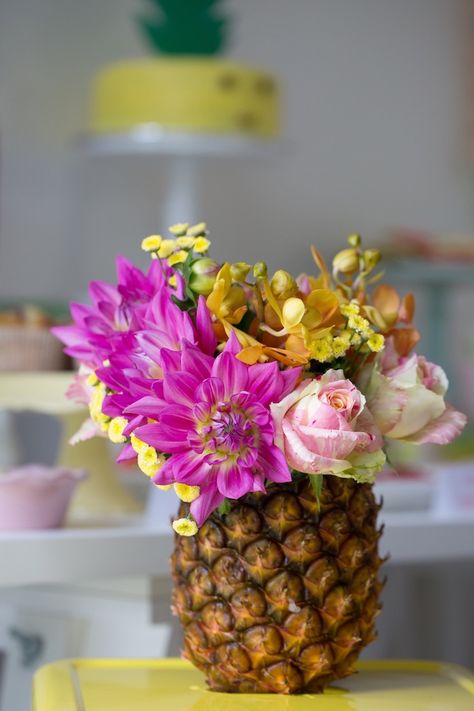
(90, 59, 279, 137)
(33, 658, 474, 711)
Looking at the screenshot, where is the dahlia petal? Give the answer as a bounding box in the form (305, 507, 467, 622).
(159, 406, 195, 432)
(251, 473, 267, 493)
(217, 465, 254, 499)
(51, 324, 85, 347)
(158, 347, 183, 375)
(70, 303, 96, 327)
(198, 377, 225, 404)
(223, 330, 242, 356)
(164, 372, 201, 406)
(190, 485, 225, 526)
(171, 451, 212, 484)
(213, 351, 249, 397)
(89, 280, 120, 309)
(247, 361, 281, 407)
(196, 296, 217, 355)
(135, 424, 186, 453)
(257, 443, 292, 483)
(279, 366, 303, 398)
(123, 415, 144, 437)
(116, 443, 137, 463)
(152, 457, 175, 485)
(181, 343, 213, 381)
(125, 396, 164, 418)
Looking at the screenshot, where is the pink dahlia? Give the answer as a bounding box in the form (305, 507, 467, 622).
(128, 334, 302, 525)
(52, 256, 167, 368)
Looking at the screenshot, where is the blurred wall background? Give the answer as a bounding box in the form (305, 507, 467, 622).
(0, 0, 472, 300)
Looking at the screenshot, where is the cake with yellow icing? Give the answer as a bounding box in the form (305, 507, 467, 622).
(90, 58, 279, 138)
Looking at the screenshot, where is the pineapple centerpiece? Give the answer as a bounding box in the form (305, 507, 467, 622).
(54, 225, 466, 694)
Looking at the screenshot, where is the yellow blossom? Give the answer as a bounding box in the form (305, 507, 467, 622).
(86, 372, 99, 387)
(155, 484, 173, 491)
(187, 222, 207, 236)
(168, 250, 188, 266)
(367, 333, 385, 352)
(130, 433, 148, 454)
(172, 518, 198, 536)
(332, 336, 349, 358)
(89, 385, 105, 420)
(340, 302, 360, 318)
(174, 483, 200, 502)
(168, 275, 177, 288)
(348, 314, 371, 334)
(193, 236, 211, 253)
(108, 416, 128, 444)
(281, 298, 306, 331)
(169, 223, 189, 236)
(141, 235, 162, 252)
(310, 336, 334, 362)
(207, 263, 247, 325)
(176, 236, 196, 249)
(157, 239, 176, 259)
(137, 446, 164, 478)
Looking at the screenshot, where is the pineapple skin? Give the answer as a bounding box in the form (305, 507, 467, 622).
(171, 476, 384, 694)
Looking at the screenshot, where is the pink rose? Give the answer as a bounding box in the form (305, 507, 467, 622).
(270, 370, 385, 482)
(361, 338, 466, 445)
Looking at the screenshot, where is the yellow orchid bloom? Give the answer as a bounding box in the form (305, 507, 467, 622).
(206, 263, 247, 326)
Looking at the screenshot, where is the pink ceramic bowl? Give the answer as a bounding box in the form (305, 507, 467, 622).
(0, 465, 87, 530)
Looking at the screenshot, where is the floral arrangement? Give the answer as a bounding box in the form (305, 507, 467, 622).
(54, 224, 466, 535)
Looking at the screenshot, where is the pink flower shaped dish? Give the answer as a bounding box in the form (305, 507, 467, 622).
(0, 465, 87, 530)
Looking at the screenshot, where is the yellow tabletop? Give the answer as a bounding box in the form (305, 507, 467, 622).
(33, 658, 474, 711)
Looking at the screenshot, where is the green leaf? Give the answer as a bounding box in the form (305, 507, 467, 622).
(309, 474, 324, 512)
(217, 499, 232, 516)
(136, 0, 229, 56)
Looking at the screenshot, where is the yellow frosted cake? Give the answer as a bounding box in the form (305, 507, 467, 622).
(90, 58, 279, 137)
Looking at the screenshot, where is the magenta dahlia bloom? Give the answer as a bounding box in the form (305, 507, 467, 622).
(52, 257, 167, 368)
(128, 334, 302, 524)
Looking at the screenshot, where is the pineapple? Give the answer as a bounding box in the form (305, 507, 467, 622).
(171, 476, 384, 694)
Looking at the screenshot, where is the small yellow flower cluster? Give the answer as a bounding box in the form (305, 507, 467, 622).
(309, 332, 352, 363)
(174, 483, 200, 502)
(172, 518, 198, 536)
(141, 223, 211, 269)
(108, 416, 128, 444)
(136, 443, 165, 478)
(88, 379, 110, 433)
(340, 301, 385, 353)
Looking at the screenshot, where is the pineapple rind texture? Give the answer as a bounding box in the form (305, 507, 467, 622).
(171, 477, 384, 694)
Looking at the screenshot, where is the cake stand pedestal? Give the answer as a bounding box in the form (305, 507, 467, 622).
(0, 372, 142, 525)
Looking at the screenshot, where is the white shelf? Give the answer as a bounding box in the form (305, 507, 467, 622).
(1, 510, 473, 587)
(78, 129, 283, 159)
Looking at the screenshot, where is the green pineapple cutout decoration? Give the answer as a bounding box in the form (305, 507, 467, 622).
(137, 0, 229, 55)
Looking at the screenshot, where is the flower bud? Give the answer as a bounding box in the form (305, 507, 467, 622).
(230, 262, 251, 282)
(347, 233, 361, 247)
(253, 261, 268, 279)
(332, 248, 359, 275)
(270, 269, 297, 298)
(189, 258, 220, 295)
(363, 249, 381, 271)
